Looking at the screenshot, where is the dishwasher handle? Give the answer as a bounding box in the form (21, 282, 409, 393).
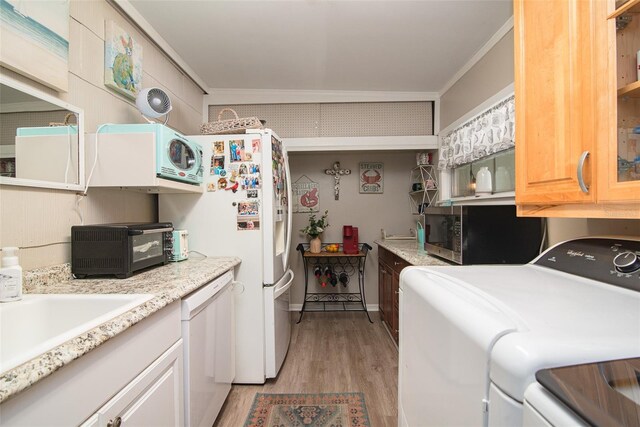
(181, 270, 234, 319)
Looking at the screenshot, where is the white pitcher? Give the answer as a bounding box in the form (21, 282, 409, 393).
(475, 166, 492, 195)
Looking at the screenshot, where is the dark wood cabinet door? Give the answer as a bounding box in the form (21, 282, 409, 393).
(392, 270, 400, 343)
(378, 259, 387, 322)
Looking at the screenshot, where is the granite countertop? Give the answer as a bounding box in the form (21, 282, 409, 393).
(0, 256, 241, 403)
(374, 239, 453, 266)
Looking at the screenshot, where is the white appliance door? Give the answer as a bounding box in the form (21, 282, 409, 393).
(282, 143, 292, 272)
(181, 275, 234, 427)
(264, 269, 294, 378)
(161, 134, 265, 384)
(262, 132, 290, 285)
(399, 267, 519, 427)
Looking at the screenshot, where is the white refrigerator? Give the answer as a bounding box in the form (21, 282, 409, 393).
(159, 129, 294, 383)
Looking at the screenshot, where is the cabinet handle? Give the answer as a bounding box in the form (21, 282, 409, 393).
(395, 290, 400, 295)
(577, 151, 590, 193)
(394, 261, 400, 266)
(107, 417, 122, 427)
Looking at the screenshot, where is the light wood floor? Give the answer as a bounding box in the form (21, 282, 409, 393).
(213, 311, 398, 426)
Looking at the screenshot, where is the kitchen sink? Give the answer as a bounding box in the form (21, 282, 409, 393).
(0, 294, 153, 374)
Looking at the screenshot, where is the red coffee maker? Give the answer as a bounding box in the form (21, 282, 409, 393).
(343, 225, 359, 254)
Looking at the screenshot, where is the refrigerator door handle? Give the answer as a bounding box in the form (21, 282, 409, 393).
(282, 150, 293, 271)
(274, 269, 294, 299)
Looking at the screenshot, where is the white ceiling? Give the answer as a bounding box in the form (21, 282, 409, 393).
(129, 0, 513, 93)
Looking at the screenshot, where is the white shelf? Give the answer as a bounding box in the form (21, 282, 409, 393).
(439, 191, 515, 206)
(118, 178, 204, 194)
(284, 135, 438, 152)
(409, 164, 439, 213)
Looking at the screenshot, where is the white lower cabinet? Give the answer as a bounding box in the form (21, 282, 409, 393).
(1, 266, 242, 427)
(82, 340, 184, 427)
(0, 302, 183, 427)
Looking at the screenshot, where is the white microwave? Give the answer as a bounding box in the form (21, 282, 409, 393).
(99, 123, 203, 185)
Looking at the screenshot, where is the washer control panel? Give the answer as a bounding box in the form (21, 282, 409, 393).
(534, 238, 640, 292)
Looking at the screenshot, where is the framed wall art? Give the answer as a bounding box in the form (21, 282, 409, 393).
(292, 175, 319, 213)
(104, 21, 143, 100)
(0, 0, 70, 92)
(359, 162, 383, 194)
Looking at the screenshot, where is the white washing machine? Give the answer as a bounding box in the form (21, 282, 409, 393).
(399, 237, 640, 426)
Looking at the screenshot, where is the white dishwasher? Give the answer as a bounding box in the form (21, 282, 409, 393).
(181, 270, 235, 427)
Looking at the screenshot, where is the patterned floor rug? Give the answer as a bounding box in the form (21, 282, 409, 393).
(244, 392, 371, 427)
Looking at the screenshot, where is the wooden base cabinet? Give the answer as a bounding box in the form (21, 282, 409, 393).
(515, 0, 640, 218)
(378, 246, 410, 344)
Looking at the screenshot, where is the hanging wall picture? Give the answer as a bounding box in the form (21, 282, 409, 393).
(359, 162, 384, 194)
(0, 0, 70, 92)
(104, 20, 143, 100)
(292, 175, 319, 213)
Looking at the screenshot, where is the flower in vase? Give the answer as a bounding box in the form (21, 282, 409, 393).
(300, 210, 329, 239)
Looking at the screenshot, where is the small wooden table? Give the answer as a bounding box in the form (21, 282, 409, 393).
(296, 242, 373, 323)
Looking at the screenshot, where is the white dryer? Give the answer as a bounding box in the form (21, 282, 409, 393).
(399, 237, 640, 426)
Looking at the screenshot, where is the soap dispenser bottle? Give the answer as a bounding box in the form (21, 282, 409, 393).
(0, 247, 23, 302)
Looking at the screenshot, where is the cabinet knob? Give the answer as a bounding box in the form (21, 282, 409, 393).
(395, 290, 400, 295)
(108, 417, 122, 427)
(577, 151, 590, 193)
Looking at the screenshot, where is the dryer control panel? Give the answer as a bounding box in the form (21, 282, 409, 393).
(534, 238, 640, 292)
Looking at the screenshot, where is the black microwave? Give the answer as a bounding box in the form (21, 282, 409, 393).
(423, 205, 542, 265)
(72, 222, 174, 278)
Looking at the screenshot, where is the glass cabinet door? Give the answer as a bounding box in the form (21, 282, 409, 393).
(613, 0, 640, 183)
(598, 0, 640, 205)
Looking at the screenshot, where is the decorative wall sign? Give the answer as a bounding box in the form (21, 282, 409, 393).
(324, 162, 351, 200)
(104, 21, 143, 100)
(0, 0, 70, 92)
(292, 175, 319, 213)
(359, 162, 383, 194)
(439, 94, 515, 170)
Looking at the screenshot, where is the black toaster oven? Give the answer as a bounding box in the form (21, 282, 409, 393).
(72, 222, 174, 278)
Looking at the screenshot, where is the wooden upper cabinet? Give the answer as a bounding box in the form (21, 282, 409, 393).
(515, 0, 597, 205)
(515, 0, 640, 218)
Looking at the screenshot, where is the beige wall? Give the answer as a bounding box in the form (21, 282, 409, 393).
(439, 26, 639, 246)
(288, 151, 419, 307)
(0, 0, 204, 269)
(440, 29, 514, 130)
